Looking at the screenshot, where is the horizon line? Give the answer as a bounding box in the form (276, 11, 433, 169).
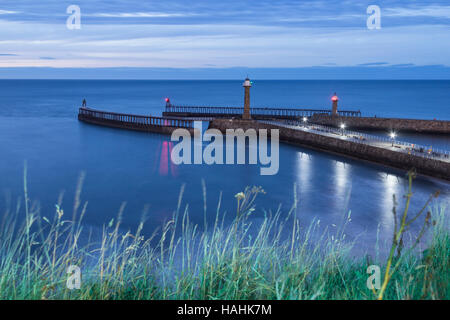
(1, 78, 450, 81)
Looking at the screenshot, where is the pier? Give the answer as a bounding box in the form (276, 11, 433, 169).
(77, 78, 450, 181)
(78, 107, 194, 134)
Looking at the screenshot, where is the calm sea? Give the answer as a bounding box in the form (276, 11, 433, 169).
(0, 80, 449, 254)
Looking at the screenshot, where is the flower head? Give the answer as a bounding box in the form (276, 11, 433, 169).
(234, 192, 245, 201)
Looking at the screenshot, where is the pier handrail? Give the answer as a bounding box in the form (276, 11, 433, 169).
(165, 105, 362, 117)
(262, 119, 450, 162)
(78, 107, 194, 129)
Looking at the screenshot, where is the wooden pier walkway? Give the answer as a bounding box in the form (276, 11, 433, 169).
(78, 107, 194, 134)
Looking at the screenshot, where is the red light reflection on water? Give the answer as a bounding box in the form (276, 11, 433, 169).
(158, 141, 178, 177)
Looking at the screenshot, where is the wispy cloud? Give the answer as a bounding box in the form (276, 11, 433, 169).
(385, 5, 450, 19)
(89, 12, 198, 18)
(391, 63, 416, 67)
(0, 9, 18, 14)
(358, 62, 390, 66)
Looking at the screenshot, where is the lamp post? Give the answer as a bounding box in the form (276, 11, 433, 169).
(390, 132, 396, 147)
(340, 123, 346, 136)
(302, 116, 307, 128)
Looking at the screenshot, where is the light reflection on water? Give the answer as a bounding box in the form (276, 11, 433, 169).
(381, 174, 401, 229)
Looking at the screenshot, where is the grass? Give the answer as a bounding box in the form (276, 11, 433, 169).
(0, 170, 448, 300)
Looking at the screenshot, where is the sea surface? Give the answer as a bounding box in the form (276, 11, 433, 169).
(0, 80, 449, 255)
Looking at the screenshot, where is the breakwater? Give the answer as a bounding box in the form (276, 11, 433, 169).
(209, 119, 450, 181)
(78, 107, 195, 134)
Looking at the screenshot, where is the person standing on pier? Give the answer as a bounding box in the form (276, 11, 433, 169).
(82, 99, 87, 107)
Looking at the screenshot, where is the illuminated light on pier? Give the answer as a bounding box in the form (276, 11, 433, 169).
(340, 123, 346, 136)
(331, 93, 339, 116)
(302, 117, 308, 128)
(389, 132, 397, 146)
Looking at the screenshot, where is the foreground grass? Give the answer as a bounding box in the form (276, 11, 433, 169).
(0, 178, 448, 300)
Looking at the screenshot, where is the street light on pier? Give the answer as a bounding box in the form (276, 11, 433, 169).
(302, 116, 308, 127)
(340, 123, 346, 136)
(389, 132, 397, 147)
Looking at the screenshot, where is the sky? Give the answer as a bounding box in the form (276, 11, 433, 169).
(0, 0, 449, 79)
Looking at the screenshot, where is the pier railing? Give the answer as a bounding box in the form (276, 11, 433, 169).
(165, 105, 362, 118)
(79, 107, 194, 129)
(262, 119, 450, 162)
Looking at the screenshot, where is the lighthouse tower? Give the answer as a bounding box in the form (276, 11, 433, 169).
(243, 77, 252, 120)
(331, 93, 339, 116)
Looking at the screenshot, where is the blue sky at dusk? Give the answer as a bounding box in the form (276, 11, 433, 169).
(0, 0, 449, 78)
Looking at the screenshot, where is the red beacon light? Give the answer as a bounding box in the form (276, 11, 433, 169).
(331, 94, 339, 102)
(165, 98, 170, 102)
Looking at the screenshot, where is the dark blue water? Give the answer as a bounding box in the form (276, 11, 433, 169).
(0, 80, 449, 254)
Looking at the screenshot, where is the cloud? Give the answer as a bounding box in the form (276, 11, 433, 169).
(0, 10, 18, 15)
(358, 62, 390, 66)
(385, 5, 450, 19)
(391, 63, 416, 67)
(89, 12, 198, 18)
(1, 21, 449, 69)
(0, 53, 18, 56)
(0, 1, 449, 69)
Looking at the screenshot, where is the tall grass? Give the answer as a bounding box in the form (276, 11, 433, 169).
(0, 175, 448, 300)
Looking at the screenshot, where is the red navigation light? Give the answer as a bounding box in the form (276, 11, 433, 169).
(165, 98, 170, 102)
(331, 95, 338, 102)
